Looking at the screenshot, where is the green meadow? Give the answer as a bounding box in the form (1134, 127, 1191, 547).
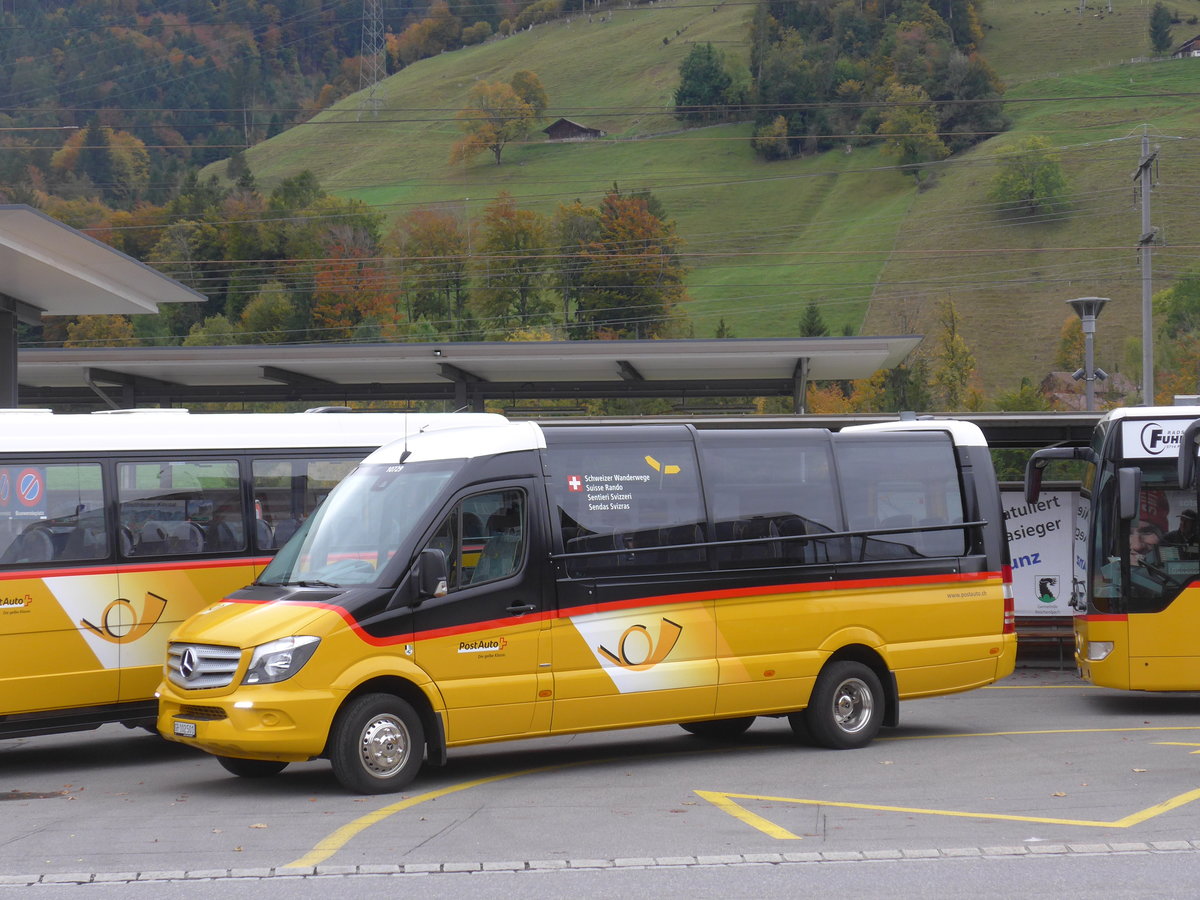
(231, 0, 1200, 394)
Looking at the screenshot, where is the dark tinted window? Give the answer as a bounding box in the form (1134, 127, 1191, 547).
(696, 430, 844, 567)
(550, 437, 704, 577)
(834, 433, 966, 560)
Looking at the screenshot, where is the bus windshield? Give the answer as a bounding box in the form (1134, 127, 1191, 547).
(1092, 456, 1200, 614)
(258, 459, 464, 588)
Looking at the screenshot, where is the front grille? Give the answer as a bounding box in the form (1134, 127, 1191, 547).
(167, 642, 242, 690)
(177, 705, 227, 721)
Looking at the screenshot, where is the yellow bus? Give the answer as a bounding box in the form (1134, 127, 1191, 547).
(1026, 405, 1200, 690)
(159, 417, 1016, 793)
(0, 408, 500, 741)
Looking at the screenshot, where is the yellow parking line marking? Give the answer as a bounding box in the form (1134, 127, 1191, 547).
(289, 725, 1200, 866)
(695, 786, 1200, 839)
(286, 762, 581, 868)
(1156, 742, 1200, 754)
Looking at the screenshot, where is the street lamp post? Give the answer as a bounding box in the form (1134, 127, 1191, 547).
(1067, 296, 1109, 412)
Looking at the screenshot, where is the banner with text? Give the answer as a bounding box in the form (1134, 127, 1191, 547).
(1001, 489, 1080, 616)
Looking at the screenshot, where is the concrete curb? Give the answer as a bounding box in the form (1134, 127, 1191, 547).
(0, 840, 1195, 886)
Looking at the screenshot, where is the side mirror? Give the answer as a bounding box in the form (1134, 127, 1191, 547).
(417, 547, 449, 601)
(1118, 467, 1142, 522)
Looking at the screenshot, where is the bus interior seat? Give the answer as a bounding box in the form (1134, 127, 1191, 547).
(462, 512, 484, 539)
(203, 519, 243, 553)
(471, 531, 522, 583)
(62, 524, 107, 560)
(254, 518, 274, 550)
(0, 527, 55, 564)
(141, 520, 204, 555)
(271, 518, 301, 547)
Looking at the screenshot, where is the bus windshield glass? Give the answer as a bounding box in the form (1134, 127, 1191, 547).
(1093, 457, 1200, 614)
(258, 459, 464, 588)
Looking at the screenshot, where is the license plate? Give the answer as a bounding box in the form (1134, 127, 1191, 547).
(173, 720, 197, 738)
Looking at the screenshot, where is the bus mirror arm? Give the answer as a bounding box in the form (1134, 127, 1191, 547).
(1178, 420, 1200, 489)
(1024, 446, 1092, 504)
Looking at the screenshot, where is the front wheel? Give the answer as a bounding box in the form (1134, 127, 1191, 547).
(329, 693, 425, 794)
(679, 716, 755, 739)
(216, 756, 289, 778)
(795, 660, 883, 750)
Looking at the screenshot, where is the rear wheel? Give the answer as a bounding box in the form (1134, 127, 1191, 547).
(329, 693, 425, 794)
(679, 716, 755, 739)
(794, 660, 883, 750)
(216, 756, 289, 778)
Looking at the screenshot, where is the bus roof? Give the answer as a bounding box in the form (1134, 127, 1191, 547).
(1098, 406, 1200, 424)
(839, 417, 988, 448)
(363, 420, 546, 464)
(0, 409, 506, 454)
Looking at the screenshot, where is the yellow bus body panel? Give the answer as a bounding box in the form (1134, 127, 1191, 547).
(1079, 590, 1200, 691)
(161, 570, 1014, 763)
(1, 561, 258, 718)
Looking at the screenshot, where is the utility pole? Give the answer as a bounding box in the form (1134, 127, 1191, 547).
(1134, 126, 1158, 405)
(358, 0, 386, 120)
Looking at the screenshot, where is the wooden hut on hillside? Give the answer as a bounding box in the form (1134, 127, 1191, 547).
(542, 118, 606, 142)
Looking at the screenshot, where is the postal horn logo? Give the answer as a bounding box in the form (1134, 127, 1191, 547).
(597, 617, 682, 671)
(81, 592, 168, 644)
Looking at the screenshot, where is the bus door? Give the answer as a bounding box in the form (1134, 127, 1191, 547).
(114, 459, 254, 703)
(0, 461, 118, 715)
(545, 430, 717, 732)
(411, 482, 552, 744)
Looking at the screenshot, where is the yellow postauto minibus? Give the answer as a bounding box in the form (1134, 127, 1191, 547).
(159, 417, 1016, 793)
(0, 407, 500, 741)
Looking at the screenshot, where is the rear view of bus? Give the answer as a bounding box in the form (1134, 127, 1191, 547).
(1025, 406, 1200, 690)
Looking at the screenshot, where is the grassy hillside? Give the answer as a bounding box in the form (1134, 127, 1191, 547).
(231, 0, 1200, 397)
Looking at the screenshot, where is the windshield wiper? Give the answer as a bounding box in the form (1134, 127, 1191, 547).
(261, 578, 342, 588)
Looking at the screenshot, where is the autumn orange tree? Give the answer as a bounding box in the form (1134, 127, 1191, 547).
(449, 74, 544, 166)
(387, 208, 470, 332)
(575, 187, 689, 339)
(471, 192, 553, 336)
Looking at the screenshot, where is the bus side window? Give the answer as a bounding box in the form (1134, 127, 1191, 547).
(423, 490, 527, 591)
(0, 463, 107, 565)
(251, 457, 358, 551)
(117, 460, 242, 557)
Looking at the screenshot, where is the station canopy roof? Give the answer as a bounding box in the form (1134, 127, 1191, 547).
(0, 205, 204, 323)
(18, 336, 922, 411)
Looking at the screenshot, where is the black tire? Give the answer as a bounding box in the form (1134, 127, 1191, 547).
(798, 660, 884, 750)
(216, 756, 289, 778)
(679, 716, 755, 739)
(328, 693, 425, 794)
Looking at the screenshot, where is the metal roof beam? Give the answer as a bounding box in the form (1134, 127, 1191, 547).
(438, 362, 486, 384)
(616, 360, 644, 382)
(85, 367, 181, 390)
(261, 366, 337, 389)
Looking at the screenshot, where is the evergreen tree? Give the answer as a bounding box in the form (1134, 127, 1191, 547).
(798, 300, 830, 337)
(78, 117, 115, 203)
(674, 43, 732, 123)
(1150, 2, 1174, 53)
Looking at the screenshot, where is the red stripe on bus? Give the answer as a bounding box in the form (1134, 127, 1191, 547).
(220, 569, 1004, 647)
(1083, 614, 1128, 622)
(0, 557, 273, 581)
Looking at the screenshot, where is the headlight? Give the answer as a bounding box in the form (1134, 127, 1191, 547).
(1085, 641, 1113, 662)
(242, 635, 320, 685)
